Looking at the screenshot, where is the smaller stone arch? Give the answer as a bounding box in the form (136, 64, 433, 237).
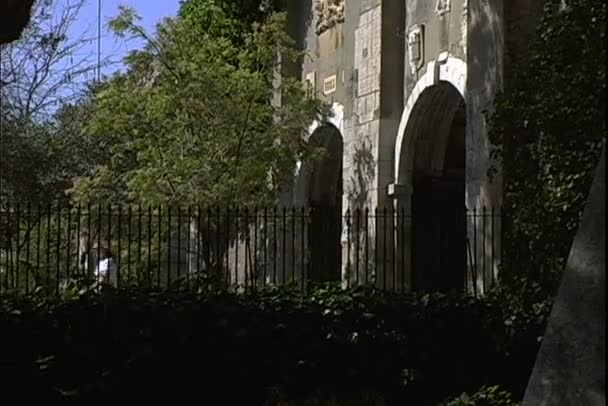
(305, 123, 344, 283)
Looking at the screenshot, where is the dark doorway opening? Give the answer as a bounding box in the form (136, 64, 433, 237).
(411, 88, 466, 292)
(307, 124, 343, 282)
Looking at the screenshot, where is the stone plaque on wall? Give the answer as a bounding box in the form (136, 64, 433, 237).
(323, 74, 337, 95)
(315, 0, 346, 35)
(435, 0, 451, 16)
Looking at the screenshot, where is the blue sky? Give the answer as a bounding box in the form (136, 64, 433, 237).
(70, 0, 182, 76)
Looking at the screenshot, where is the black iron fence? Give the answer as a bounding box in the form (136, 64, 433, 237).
(0, 204, 503, 296)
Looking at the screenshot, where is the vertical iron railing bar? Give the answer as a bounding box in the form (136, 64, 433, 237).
(178, 206, 182, 284)
(66, 205, 72, 282)
(137, 205, 142, 286)
(76, 204, 81, 283)
(147, 206, 152, 286)
(157, 205, 162, 288)
(473, 207, 479, 294)
(46, 203, 52, 296)
(467, 236, 477, 296)
(86, 203, 91, 281)
(491, 206, 495, 288)
(365, 208, 369, 286)
(392, 207, 396, 293)
(383, 207, 387, 291)
(25, 204, 31, 294)
(346, 208, 351, 289)
(96, 204, 102, 289)
(107, 205, 112, 289)
(272, 206, 278, 285)
(282, 207, 286, 285)
(300, 207, 305, 292)
(401, 207, 406, 294)
(254, 207, 259, 291)
(235, 207, 240, 291)
(263, 208, 268, 286)
(56, 203, 61, 295)
(225, 208, 231, 290)
(127, 206, 132, 286)
(1, 207, 4, 294)
(65, 205, 72, 280)
(244, 207, 249, 293)
(167, 205, 172, 287)
(186, 206, 191, 289)
(291, 208, 296, 285)
(36, 203, 42, 289)
(216, 207, 221, 289)
(197, 207, 202, 286)
(14, 203, 21, 291)
(6, 203, 12, 291)
(5, 204, 11, 290)
(482, 206, 487, 292)
(117, 205, 122, 289)
(355, 208, 360, 286)
(374, 208, 378, 289)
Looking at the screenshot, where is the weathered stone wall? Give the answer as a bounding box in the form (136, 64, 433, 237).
(289, 0, 409, 289)
(279, 0, 543, 293)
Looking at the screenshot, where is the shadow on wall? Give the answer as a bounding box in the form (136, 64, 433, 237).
(347, 138, 375, 209)
(466, 0, 504, 207)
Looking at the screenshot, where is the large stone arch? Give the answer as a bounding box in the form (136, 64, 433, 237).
(394, 56, 467, 187)
(391, 56, 468, 293)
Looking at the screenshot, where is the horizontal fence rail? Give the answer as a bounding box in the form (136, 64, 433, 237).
(0, 204, 503, 297)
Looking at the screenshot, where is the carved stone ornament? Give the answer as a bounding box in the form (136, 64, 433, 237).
(435, 0, 451, 16)
(315, 0, 346, 35)
(408, 25, 424, 74)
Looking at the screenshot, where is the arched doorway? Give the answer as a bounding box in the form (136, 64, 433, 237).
(307, 124, 343, 282)
(397, 81, 466, 292)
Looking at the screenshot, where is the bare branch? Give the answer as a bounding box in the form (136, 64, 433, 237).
(1, 0, 115, 121)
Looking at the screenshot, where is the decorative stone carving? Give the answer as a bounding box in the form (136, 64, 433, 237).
(461, 0, 468, 55)
(435, 0, 451, 16)
(305, 71, 316, 98)
(408, 25, 424, 74)
(315, 0, 345, 35)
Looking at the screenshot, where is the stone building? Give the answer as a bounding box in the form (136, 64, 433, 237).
(274, 0, 543, 294)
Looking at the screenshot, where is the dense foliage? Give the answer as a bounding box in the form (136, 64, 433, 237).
(0, 284, 547, 405)
(178, 0, 283, 44)
(487, 0, 606, 288)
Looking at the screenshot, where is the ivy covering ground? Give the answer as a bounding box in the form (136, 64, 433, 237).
(0, 284, 548, 405)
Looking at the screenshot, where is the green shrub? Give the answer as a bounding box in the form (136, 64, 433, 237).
(440, 385, 519, 406)
(0, 284, 546, 405)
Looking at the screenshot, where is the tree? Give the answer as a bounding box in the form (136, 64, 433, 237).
(1, 0, 112, 205)
(0, 0, 109, 121)
(178, 0, 283, 41)
(487, 0, 606, 288)
(71, 5, 328, 209)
